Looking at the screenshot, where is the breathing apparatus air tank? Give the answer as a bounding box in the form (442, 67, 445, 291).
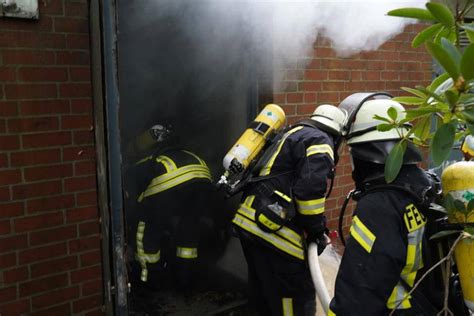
(441, 161, 474, 312)
(218, 103, 286, 188)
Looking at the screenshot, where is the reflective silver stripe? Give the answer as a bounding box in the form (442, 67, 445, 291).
(296, 197, 325, 215)
(408, 227, 425, 271)
(350, 216, 376, 253)
(306, 144, 334, 161)
(176, 247, 198, 259)
(259, 126, 303, 176)
(232, 213, 305, 260)
(282, 298, 294, 316)
(138, 165, 211, 201)
(156, 155, 177, 172)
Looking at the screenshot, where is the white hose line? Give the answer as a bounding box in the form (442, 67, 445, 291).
(308, 242, 331, 315)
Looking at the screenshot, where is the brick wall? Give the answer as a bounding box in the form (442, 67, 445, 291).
(0, 1, 103, 315)
(273, 24, 433, 237)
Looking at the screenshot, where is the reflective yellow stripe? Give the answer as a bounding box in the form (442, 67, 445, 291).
(138, 165, 211, 201)
(236, 199, 303, 247)
(296, 197, 325, 215)
(135, 221, 161, 282)
(232, 213, 305, 260)
(182, 150, 208, 167)
(282, 298, 294, 316)
(243, 195, 256, 207)
(135, 155, 153, 165)
(257, 213, 282, 231)
(156, 155, 177, 172)
(328, 308, 336, 316)
(387, 282, 412, 309)
(306, 144, 334, 161)
(349, 216, 376, 253)
(259, 126, 303, 176)
(176, 247, 198, 259)
(274, 190, 292, 203)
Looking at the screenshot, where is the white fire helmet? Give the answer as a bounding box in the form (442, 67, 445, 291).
(310, 104, 347, 136)
(342, 95, 410, 145)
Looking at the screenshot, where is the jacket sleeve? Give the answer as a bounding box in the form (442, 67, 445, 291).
(330, 194, 407, 315)
(291, 129, 334, 236)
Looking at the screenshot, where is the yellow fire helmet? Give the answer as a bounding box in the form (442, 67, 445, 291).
(461, 135, 474, 161)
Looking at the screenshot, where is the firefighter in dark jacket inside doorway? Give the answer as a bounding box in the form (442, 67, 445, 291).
(231, 104, 347, 316)
(329, 95, 442, 315)
(124, 124, 213, 294)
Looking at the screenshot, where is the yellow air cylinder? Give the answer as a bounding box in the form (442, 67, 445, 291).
(223, 104, 286, 173)
(441, 161, 474, 311)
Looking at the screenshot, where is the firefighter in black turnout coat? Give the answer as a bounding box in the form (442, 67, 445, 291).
(124, 124, 213, 293)
(232, 104, 347, 316)
(329, 96, 442, 315)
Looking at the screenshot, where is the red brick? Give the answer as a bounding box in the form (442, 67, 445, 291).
(60, 83, 92, 98)
(297, 104, 317, 115)
(77, 191, 98, 207)
(31, 303, 71, 316)
(381, 71, 399, 80)
(72, 294, 102, 313)
(56, 51, 90, 65)
(19, 273, 68, 297)
(329, 71, 351, 80)
(5, 84, 57, 100)
(39, 33, 66, 49)
(19, 99, 69, 115)
(2, 50, 55, 65)
(286, 93, 303, 103)
(63, 146, 96, 162)
(0, 299, 30, 315)
(31, 256, 78, 278)
(18, 67, 68, 82)
(0, 187, 11, 201)
(11, 149, 61, 167)
(78, 221, 100, 237)
(69, 236, 100, 254)
(322, 81, 345, 91)
(29, 225, 77, 247)
(0, 15, 52, 31)
(0, 31, 39, 48)
(8, 117, 59, 133)
(19, 243, 67, 265)
(3, 266, 28, 284)
(71, 99, 92, 113)
(55, 17, 89, 33)
(316, 92, 339, 103)
(273, 93, 286, 103)
(31, 286, 79, 309)
(12, 180, 62, 199)
(22, 131, 72, 148)
(66, 34, 90, 49)
(69, 67, 91, 81)
(70, 265, 102, 284)
(82, 279, 102, 296)
(25, 164, 73, 181)
(64, 176, 96, 192)
(298, 82, 322, 91)
(0, 253, 16, 269)
(364, 71, 381, 81)
(80, 250, 101, 267)
(0, 67, 16, 81)
(0, 135, 20, 150)
(0, 234, 27, 252)
(73, 130, 94, 145)
(66, 206, 98, 223)
(0, 286, 17, 303)
(0, 101, 18, 116)
(85, 308, 105, 316)
(0, 169, 21, 185)
(75, 161, 96, 175)
(42, 0, 64, 15)
(62, 115, 93, 129)
(0, 118, 6, 132)
(14, 211, 64, 233)
(27, 194, 75, 214)
(0, 219, 11, 235)
(65, 1, 88, 17)
(304, 70, 328, 80)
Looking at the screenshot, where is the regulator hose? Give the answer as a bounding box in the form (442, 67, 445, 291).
(338, 189, 356, 247)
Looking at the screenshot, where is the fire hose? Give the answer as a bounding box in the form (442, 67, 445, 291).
(308, 241, 331, 315)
